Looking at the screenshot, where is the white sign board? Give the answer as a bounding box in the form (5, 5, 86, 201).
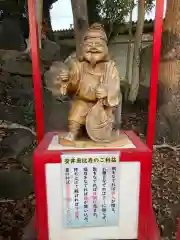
(46, 161, 140, 240)
(61, 152, 119, 228)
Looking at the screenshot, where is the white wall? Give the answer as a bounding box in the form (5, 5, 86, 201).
(109, 35, 152, 86)
(55, 34, 153, 87)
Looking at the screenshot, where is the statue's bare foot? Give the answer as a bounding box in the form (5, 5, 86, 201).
(64, 132, 76, 141)
(59, 132, 76, 146)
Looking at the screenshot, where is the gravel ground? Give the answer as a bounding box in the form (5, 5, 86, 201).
(0, 102, 179, 239)
(122, 104, 180, 240)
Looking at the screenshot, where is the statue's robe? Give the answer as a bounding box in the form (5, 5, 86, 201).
(66, 60, 121, 125)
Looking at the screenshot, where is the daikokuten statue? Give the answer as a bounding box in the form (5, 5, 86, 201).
(46, 23, 122, 144)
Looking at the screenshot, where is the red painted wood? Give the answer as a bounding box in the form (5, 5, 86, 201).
(177, 216, 180, 240)
(33, 131, 160, 240)
(147, 0, 164, 150)
(27, 0, 44, 143)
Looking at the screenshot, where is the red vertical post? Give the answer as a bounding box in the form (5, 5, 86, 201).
(28, 0, 44, 143)
(177, 217, 180, 240)
(147, 0, 164, 150)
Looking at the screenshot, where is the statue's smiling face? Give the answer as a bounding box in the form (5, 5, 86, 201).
(83, 38, 108, 66)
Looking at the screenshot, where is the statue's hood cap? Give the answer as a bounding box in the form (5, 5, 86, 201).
(84, 23, 108, 43)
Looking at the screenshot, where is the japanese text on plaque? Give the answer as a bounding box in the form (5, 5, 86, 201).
(62, 152, 119, 228)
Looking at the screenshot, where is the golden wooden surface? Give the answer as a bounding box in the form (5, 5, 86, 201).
(46, 23, 122, 143)
(59, 132, 132, 148)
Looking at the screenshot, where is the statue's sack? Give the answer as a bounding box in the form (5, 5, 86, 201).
(86, 100, 113, 143)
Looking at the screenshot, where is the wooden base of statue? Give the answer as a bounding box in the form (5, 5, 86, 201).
(33, 131, 161, 240)
(59, 131, 133, 148)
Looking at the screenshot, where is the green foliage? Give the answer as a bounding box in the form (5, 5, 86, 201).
(87, 0, 100, 24)
(0, 0, 57, 39)
(98, 0, 132, 25)
(23, 101, 35, 126)
(145, 0, 155, 14)
(87, 0, 154, 39)
(0, 0, 58, 15)
(96, 0, 155, 24)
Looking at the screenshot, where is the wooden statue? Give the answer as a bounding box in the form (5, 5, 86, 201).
(46, 23, 122, 145)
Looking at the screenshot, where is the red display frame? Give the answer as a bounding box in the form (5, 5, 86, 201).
(27, 0, 166, 238)
(33, 131, 160, 240)
(27, 0, 164, 149)
(177, 217, 180, 239)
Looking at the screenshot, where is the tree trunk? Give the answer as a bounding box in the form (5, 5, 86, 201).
(36, 0, 43, 49)
(125, 0, 134, 100)
(128, 0, 145, 102)
(25, 0, 43, 53)
(87, 0, 100, 24)
(156, 0, 180, 143)
(71, 0, 88, 58)
(43, 5, 54, 41)
(32, 0, 43, 49)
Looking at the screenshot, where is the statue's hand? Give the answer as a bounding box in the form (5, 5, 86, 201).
(56, 70, 69, 96)
(96, 86, 107, 99)
(60, 83, 68, 96)
(57, 70, 69, 82)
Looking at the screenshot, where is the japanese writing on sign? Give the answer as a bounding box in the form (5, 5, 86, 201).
(61, 152, 119, 228)
(62, 155, 117, 165)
